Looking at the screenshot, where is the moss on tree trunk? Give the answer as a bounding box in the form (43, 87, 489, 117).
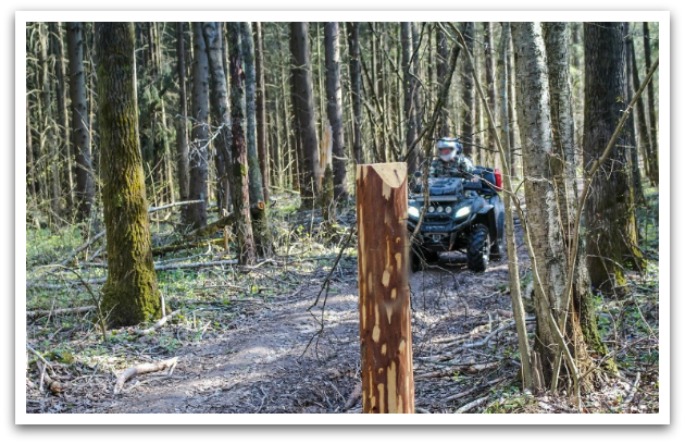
(96, 22, 161, 327)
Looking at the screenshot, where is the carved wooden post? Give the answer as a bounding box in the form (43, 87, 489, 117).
(356, 162, 414, 413)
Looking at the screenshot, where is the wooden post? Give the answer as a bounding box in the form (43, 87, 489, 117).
(356, 162, 414, 413)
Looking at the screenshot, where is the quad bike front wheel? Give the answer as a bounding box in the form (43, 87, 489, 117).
(467, 224, 490, 272)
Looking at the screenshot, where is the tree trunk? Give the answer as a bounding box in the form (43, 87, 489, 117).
(51, 22, 75, 215)
(435, 25, 451, 137)
(357, 162, 414, 413)
(95, 22, 161, 328)
(175, 22, 190, 225)
(512, 22, 571, 388)
(401, 23, 417, 175)
(241, 22, 271, 254)
(543, 22, 606, 380)
(624, 25, 645, 205)
(290, 22, 321, 208)
(203, 21, 232, 217)
(324, 22, 348, 202)
(188, 23, 210, 229)
(411, 23, 425, 165)
(39, 23, 62, 223)
(643, 22, 659, 185)
(227, 22, 257, 265)
(253, 22, 270, 202)
(498, 23, 512, 175)
(67, 22, 95, 223)
(346, 22, 364, 165)
(460, 22, 475, 154)
(583, 22, 645, 291)
(484, 22, 498, 164)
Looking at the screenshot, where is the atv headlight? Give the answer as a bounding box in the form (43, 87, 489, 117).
(454, 206, 471, 219)
(407, 206, 420, 219)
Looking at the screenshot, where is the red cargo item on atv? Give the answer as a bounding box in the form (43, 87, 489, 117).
(494, 168, 503, 191)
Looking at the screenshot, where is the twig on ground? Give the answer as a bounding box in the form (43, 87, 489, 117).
(113, 357, 179, 394)
(455, 395, 490, 413)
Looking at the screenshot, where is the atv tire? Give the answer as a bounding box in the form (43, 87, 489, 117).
(467, 224, 490, 272)
(489, 195, 505, 260)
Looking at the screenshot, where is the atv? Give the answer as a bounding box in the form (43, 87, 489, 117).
(407, 166, 505, 272)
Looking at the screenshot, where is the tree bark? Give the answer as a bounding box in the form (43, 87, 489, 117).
(175, 22, 190, 225)
(203, 21, 232, 217)
(188, 23, 210, 229)
(543, 21, 605, 379)
(39, 23, 62, 223)
(346, 22, 363, 165)
(227, 22, 257, 265)
(324, 22, 348, 202)
(357, 162, 414, 413)
(583, 22, 645, 291)
(460, 22, 475, 155)
(290, 22, 321, 208)
(401, 23, 417, 175)
(483, 22, 498, 164)
(628, 34, 655, 188)
(67, 22, 95, 223)
(253, 22, 270, 202)
(624, 25, 645, 205)
(435, 25, 451, 137)
(51, 22, 75, 214)
(512, 22, 571, 387)
(643, 22, 659, 185)
(95, 22, 161, 327)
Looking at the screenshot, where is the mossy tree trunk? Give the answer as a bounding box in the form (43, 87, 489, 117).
(95, 22, 161, 328)
(583, 22, 645, 292)
(400, 22, 417, 175)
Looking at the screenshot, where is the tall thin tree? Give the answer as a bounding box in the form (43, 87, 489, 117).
(175, 22, 190, 224)
(324, 22, 348, 202)
(253, 22, 270, 202)
(290, 22, 321, 208)
(67, 22, 95, 223)
(188, 23, 210, 229)
(95, 22, 161, 327)
(227, 22, 257, 265)
(346, 22, 363, 165)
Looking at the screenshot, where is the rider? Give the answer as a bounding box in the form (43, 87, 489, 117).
(430, 137, 474, 178)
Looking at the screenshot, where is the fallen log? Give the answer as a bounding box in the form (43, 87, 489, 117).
(113, 357, 179, 394)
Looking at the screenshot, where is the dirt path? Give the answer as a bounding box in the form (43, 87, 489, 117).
(27, 242, 525, 415)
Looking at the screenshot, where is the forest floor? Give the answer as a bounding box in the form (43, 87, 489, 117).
(23, 191, 661, 417)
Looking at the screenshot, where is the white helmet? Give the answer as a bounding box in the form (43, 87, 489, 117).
(436, 138, 462, 162)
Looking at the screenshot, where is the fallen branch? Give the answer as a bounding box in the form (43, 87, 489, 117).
(27, 305, 95, 319)
(132, 310, 180, 336)
(113, 357, 179, 395)
(148, 199, 204, 214)
(455, 395, 490, 413)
